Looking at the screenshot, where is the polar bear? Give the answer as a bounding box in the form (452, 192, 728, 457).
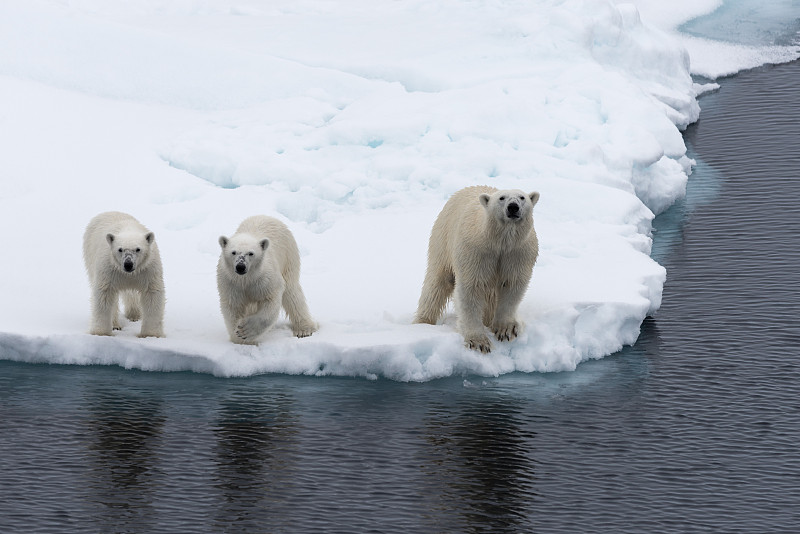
(217, 215, 317, 344)
(83, 211, 166, 338)
(414, 186, 540, 353)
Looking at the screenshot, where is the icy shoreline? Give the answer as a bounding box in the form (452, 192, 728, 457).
(1, 0, 798, 380)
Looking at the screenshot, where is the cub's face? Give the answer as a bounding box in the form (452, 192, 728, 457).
(106, 232, 154, 273)
(218, 234, 270, 276)
(480, 189, 540, 223)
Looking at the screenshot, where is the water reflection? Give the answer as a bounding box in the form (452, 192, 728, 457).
(650, 148, 722, 265)
(83, 387, 165, 533)
(211, 386, 298, 531)
(422, 395, 538, 533)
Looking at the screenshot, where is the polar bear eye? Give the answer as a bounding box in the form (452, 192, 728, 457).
(135, 248, 141, 253)
(118, 248, 123, 253)
(499, 196, 506, 201)
(248, 252, 254, 256)
(231, 251, 237, 256)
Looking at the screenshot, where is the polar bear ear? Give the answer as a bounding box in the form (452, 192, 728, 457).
(260, 238, 270, 251)
(218, 236, 229, 249)
(479, 194, 491, 208)
(145, 232, 154, 244)
(106, 233, 115, 245)
(529, 191, 540, 207)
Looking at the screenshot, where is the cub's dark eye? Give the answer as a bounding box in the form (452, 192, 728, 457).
(135, 248, 141, 253)
(248, 252, 254, 256)
(499, 196, 506, 201)
(118, 248, 123, 253)
(231, 251, 237, 255)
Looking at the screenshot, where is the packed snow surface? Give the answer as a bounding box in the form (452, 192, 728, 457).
(0, 0, 797, 380)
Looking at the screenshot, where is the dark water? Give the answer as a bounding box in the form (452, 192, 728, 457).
(3, 62, 800, 533)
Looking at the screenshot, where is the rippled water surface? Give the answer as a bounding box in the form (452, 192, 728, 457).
(2, 62, 800, 533)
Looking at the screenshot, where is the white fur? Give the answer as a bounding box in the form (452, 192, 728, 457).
(83, 211, 165, 337)
(414, 185, 540, 353)
(217, 215, 317, 344)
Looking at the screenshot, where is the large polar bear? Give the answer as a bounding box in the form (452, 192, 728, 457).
(217, 215, 317, 344)
(414, 186, 540, 353)
(83, 211, 166, 338)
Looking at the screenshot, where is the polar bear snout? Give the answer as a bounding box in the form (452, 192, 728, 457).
(506, 201, 521, 219)
(123, 255, 135, 272)
(234, 254, 251, 275)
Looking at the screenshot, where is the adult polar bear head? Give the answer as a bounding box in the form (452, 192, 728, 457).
(106, 230, 155, 273)
(218, 234, 270, 276)
(479, 189, 540, 227)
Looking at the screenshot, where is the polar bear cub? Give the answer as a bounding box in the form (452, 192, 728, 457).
(217, 215, 317, 344)
(414, 186, 540, 353)
(83, 211, 166, 337)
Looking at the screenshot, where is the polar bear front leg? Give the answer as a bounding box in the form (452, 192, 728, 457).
(234, 297, 281, 344)
(138, 288, 165, 338)
(221, 292, 253, 343)
(455, 281, 492, 353)
(491, 285, 524, 342)
(491, 272, 531, 342)
(90, 287, 118, 336)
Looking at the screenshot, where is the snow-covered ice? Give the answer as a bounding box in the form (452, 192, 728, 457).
(0, 0, 797, 380)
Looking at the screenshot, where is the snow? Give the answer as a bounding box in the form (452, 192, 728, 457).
(0, 0, 797, 381)
(680, 37, 800, 79)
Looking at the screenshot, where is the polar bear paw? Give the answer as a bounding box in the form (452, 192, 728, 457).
(138, 328, 165, 339)
(292, 322, 318, 339)
(465, 333, 492, 354)
(235, 316, 268, 343)
(493, 321, 519, 342)
(89, 327, 114, 336)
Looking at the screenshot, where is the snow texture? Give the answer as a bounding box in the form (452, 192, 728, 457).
(0, 0, 797, 380)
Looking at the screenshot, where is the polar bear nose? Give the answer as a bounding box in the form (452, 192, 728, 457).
(507, 202, 520, 218)
(123, 259, 135, 272)
(235, 262, 247, 275)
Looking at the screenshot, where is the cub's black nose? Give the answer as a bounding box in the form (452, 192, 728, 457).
(235, 263, 247, 275)
(124, 261, 134, 272)
(507, 202, 520, 217)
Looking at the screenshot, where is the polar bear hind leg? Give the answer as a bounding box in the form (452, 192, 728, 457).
(482, 288, 497, 328)
(122, 290, 142, 322)
(282, 282, 318, 338)
(414, 268, 455, 325)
